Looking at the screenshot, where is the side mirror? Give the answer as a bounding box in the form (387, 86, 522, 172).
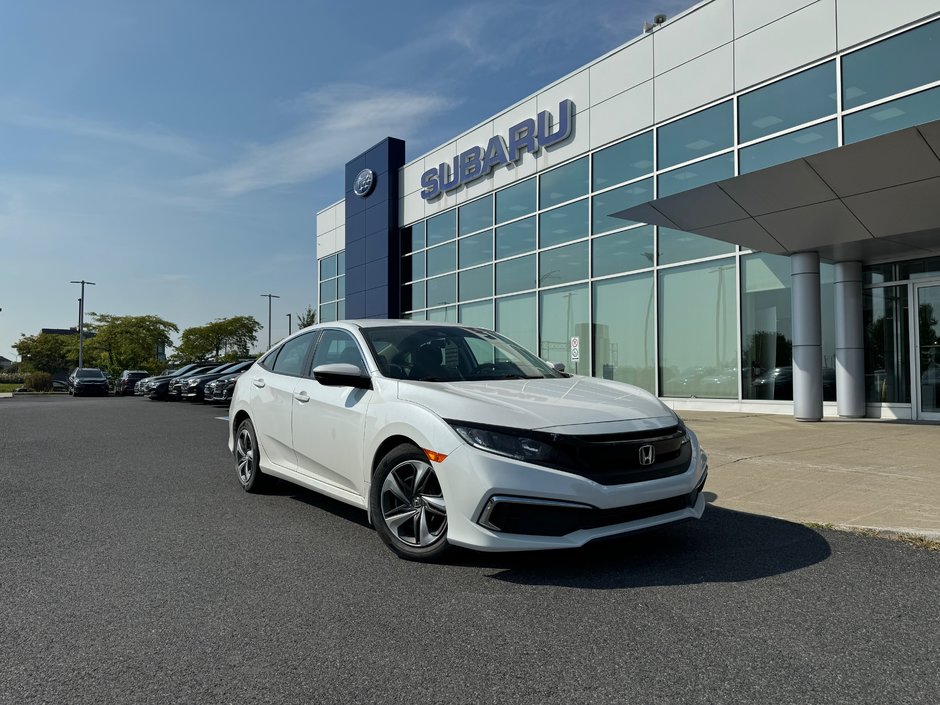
(548, 361, 566, 372)
(312, 363, 373, 390)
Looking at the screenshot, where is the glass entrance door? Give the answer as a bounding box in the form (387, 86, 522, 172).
(914, 283, 940, 420)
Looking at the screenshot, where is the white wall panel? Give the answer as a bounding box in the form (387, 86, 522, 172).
(423, 183, 459, 218)
(421, 141, 457, 179)
(734, 0, 817, 37)
(654, 0, 733, 75)
(589, 38, 653, 106)
(491, 98, 539, 189)
(734, 0, 835, 91)
(318, 229, 341, 258)
(837, 0, 939, 50)
(589, 81, 654, 149)
(401, 160, 424, 197)
(455, 122, 494, 155)
(402, 191, 426, 226)
(316, 208, 335, 236)
(333, 200, 345, 227)
(334, 224, 345, 253)
(654, 44, 734, 123)
(537, 69, 590, 115)
(456, 170, 496, 205)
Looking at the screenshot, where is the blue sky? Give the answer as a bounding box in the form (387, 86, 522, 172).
(0, 0, 690, 361)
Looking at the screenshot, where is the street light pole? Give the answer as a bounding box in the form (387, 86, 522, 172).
(260, 293, 280, 349)
(70, 280, 96, 368)
(286, 313, 292, 336)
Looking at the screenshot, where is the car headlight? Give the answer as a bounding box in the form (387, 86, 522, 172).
(187, 379, 199, 387)
(448, 421, 562, 464)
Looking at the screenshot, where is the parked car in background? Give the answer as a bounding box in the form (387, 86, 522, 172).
(68, 368, 110, 396)
(142, 363, 215, 400)
(182, 360, 254, 402)
(229, 321, 708, 561)
(114, 370, 150, 396)
(168, 362, 241, 401)
(205, 370, 245, 404)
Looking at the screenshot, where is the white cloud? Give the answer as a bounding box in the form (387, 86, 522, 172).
(190, 85, 452, 197)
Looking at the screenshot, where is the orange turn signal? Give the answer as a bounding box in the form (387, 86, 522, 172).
(423, 449, 448, 463)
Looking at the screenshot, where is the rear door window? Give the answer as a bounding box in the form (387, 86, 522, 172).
(271, 332, 315, 377)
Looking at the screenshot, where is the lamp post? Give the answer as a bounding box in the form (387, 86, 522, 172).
(286, 313, 292, 336)
(260, 293, 280, 349)
(70, 280, 96, 368)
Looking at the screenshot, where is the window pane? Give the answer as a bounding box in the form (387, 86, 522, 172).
(739, 62, 836, 142)
(593, 226, 654, 277)
(337, 251, 345, 273)
(496, 293, 536, 353)
(592, 178, 654, 234)
(658, 153, 734, 198)
(459, 230, 493, 268)
(427, 209, 456, 246)
(540, 241, 588, 286)
(401, 254, 418, 283)
(459, 264, 493, 301)
(820, 263, 837, 402)
(402, 281, 425, 311)
(659, 259, 737, 398)
(741, 254, 793, 400)
(426, 274, 456, 307)
(593, 131, 654, 190)
(337, 276, 345, 299)
(496, 255, 536, 295)
(843, 85, 940, 144)
(540, 284, 590, 375)
(864, 285, 911, 404)
(658, 100, 733, 169)
(320, 254, 337, 280)
(319, 303, 337, 323)
(539, 199, 588, 248)
(658, 227, 734, 265)
(539, 157, 588, 209)
(459, 196, 493, 236)
(496, 216, 536, 258)
(319, 278, 337, 303)
(843, 18, 940, 110)
(402, 222, 426, 253)
(310, 330, 365, 371)
(459, 300, 494, 329)
(426, 241, 456, 277)
(426, 306, 456, 322)
(740, 121, 837, 174)
(496, 178, 536, 224)
(593, 273, 654, 392)
(271, 331, 315, 376)
(337, 300, 345, 319)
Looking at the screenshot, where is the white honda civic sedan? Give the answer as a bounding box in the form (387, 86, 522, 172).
(229, 321, 707, 561)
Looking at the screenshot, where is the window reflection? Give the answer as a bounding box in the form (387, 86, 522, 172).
(658, 100, 733, 169)
(593, 273, 654, 392)
(593, 226, 654, 277)
(741, 254, 793, 400)
(540, 285, 590, 375)
(458, 196, 493, 236)
(539, 157, 588, 209)
(659, 259, 737, 398)
(496, 293, 537, 353)
(592, 178, 653, 234)
(427, 210, 456, 246)
(740, 121, 837, 174)
(459, 230, 493, 268)
(539, 241, 588, 286)
(738, 61, 836, 142)
(496, 217, 536, 258)
(539, 200, 589, 248)
(459, 300, 494, 329)
(593, 131, 654, 189)
(863, 285, 910, 403)
(459, 265, 493, 301)
(496, 178, 537, 224)
(658, 227, 734, 265)
(496, 255, 536, 295)
(658, 153, 733, 198)
(843, 85, 940, 144)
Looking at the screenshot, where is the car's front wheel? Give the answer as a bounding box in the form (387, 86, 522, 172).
(370, 444, 449, 561)
(234, 418, 271, 493)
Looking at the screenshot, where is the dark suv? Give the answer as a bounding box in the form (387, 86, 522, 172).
(68, 368, 109, 396)
(115, 370, 150, 396)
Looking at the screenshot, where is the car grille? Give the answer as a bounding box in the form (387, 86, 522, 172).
(548, 425, 693, 486)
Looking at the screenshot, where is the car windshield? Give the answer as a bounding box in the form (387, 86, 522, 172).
(76, 369, 105, 379)
(361, 325, 566, 382)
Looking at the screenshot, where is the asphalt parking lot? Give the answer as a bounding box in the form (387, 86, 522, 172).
(1, 396, 938, 704)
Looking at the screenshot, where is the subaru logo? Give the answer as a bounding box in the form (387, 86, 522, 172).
(353, 168, 376, 197)
(638, 444, 655, 466)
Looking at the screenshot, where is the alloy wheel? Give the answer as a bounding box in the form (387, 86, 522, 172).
(380, 459, 447, 547)
(235, 428, 254, 484)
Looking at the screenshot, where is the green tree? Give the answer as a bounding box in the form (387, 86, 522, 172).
(296, 305, 317, 329)
(174, 316, 262, 363)
(13, 333, 77, 374)
(84, 313, 178, 375)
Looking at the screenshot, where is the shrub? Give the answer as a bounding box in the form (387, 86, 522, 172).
(24, 372, 53, 392)
(0, 372, 25, 384)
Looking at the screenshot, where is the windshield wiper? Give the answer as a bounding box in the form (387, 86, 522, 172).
(417, 376, 451, 382)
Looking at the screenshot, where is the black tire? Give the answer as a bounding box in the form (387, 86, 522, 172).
(234, 418, 271, 493)
(370, 443, 450, 561)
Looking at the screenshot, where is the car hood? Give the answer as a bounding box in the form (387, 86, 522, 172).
(396, 376, 677, 433)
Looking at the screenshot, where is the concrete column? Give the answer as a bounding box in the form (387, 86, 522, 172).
(791, 252, 823, 421)
(835, 261, 865, 418)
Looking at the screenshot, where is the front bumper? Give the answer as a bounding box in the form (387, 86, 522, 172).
(434, 430, 708, 552)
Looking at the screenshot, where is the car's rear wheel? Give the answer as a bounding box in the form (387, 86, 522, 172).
(234, 418, 271, 493)
(371, 444, 449, 561)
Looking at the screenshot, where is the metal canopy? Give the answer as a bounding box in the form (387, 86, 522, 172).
(615, 118, 940, 264)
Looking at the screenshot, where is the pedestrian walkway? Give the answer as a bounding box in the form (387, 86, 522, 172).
(683, 411, 940, 538)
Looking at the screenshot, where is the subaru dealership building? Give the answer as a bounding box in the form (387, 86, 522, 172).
(316, 0, 940, 422)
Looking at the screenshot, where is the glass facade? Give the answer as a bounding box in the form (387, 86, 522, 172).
(317, 251, 345, 322)
(362, 16, 940, 406)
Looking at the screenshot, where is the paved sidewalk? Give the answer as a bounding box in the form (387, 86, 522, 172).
(683, 411, 940, 538)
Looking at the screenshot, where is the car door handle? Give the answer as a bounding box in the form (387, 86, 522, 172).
(252, 377, 266, 388)
(294, 391, 310, 403)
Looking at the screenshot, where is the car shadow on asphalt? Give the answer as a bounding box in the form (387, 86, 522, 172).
(453, 505, 833, 588)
